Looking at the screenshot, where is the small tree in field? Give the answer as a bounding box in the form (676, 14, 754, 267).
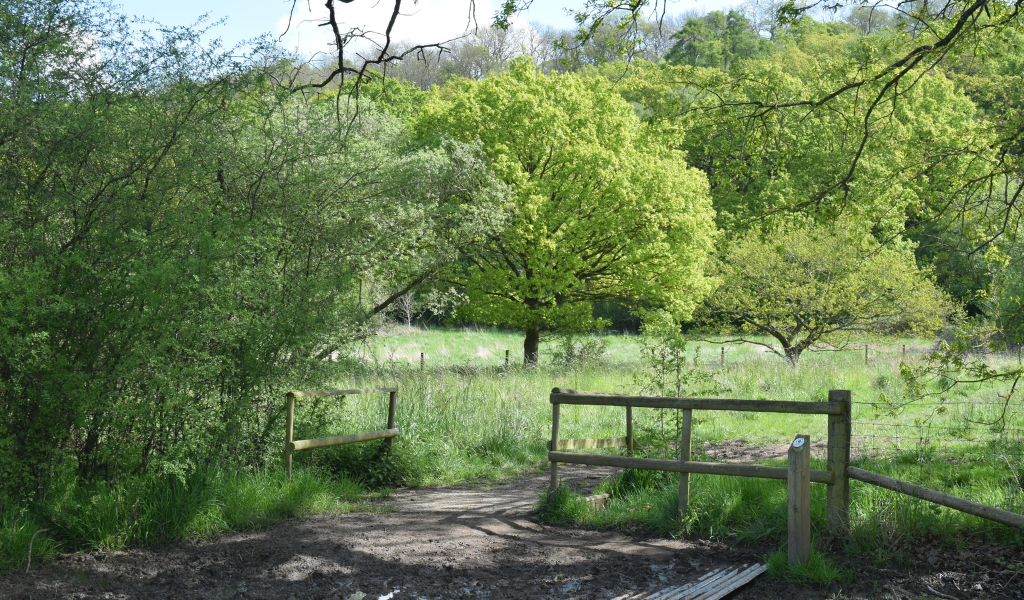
(700, 224, 952, 365)
(416, 58, 718, 365)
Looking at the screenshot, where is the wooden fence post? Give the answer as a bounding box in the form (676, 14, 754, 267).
(679, 408, 693, 516)
(721, 347, 725, 367)
(626, 405, 634, 455)
(284, 393, 295, 481)
(420, 352, 424, 371)
(505, 349, 509, 368)
(550, 402, 561, 494)
(826, 390, 852, 537)
(865, 344, 869, 364)
(387, 390, 397, 451)
(788, 434, 811, 565)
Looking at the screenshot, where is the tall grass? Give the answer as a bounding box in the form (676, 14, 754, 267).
(0, 468, 367, 571)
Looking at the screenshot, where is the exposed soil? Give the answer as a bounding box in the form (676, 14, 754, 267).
(2, 466, 1022, 600)
(701, 438, 882, 461)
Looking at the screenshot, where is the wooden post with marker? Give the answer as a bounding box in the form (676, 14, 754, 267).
(788, 434, 811, 565)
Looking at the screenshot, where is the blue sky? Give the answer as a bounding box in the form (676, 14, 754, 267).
(112, 0, 741, 56)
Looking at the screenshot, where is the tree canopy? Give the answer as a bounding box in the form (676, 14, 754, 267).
(666, 10, 771, 70)
(701, 223, 952, 364)
(415, 58, 718, 364)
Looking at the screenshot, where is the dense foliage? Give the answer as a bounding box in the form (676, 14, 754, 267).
(0, 1, 502, 500)
(416, 59, 717, 364)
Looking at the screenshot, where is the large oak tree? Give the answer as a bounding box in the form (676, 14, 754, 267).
(415, 58, 718, 364)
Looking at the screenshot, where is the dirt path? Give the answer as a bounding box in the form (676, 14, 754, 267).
(1, 466, 1018, 599)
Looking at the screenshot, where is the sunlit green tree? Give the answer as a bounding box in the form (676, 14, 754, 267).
(416, 58, 718, 364)
(700, 223, 951, 365)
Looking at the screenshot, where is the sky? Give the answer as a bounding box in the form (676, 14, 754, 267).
(111, 0, 743, 57)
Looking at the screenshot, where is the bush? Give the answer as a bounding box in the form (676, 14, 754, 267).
(320, 441, 413, 489)
(550, 332, 609, 366)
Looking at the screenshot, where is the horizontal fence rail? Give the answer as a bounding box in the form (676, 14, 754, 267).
(847, 466, 1024, 528)
(284, 388, 399, 480)
(547, 437, 629, 451)
(547, 452, 834, 484)
(287, 387, 397, 398)
(289, 428, 399, 452)
(550, 388, 844, 415)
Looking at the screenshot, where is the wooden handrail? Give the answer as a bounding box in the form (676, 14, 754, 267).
(288, 387, 397, 399)
(547, 451, 834, 485)
(848, 466, 1024, 528)
(290, 428, 399, 452)
(550, 388, 843, 415)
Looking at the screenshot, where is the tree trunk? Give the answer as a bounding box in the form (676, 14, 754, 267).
(784, 345, 802, 366)
(524, 327, 540, 366)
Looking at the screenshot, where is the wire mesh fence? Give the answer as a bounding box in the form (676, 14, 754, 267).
(847, 398, 1024, 539)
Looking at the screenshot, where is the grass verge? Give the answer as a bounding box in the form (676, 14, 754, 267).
(1, 467, 372, 572)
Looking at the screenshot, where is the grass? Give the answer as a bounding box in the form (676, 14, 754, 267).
(765, 546, 850, 586)
(5, 325, 1024, 576)
(1, 467, 372, 572)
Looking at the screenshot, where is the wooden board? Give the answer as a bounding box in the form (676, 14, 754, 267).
(290, 428, 399, 451)
(550, 388, 842, 415)
(610, 563, 767, 600)
(548, 451, 833, 484)
(547, 437, 629, 451)
(288, 388, 397, 399)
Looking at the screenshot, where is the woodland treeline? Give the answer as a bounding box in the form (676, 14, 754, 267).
(1, 0, 1022, 504)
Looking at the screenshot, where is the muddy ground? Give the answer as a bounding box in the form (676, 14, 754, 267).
(3, 458, 1023, 600)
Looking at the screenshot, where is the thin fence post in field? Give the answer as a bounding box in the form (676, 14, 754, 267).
(420, 352, 424, 371)
(387, 390, 397, 451)
(865, 344, 869, 364)
(550, 401, 561, 495)
(679, 408, 693, 516)
(902, 344, 906, 358)
(788, 434, 811, 565)
(284, 393, 295, 481)
(626, 405, 634, 455)
(826, 390, 852, 537)
(721, 347, 725, 367)
(505, 349, 509, 368)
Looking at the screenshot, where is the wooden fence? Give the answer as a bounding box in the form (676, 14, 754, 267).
(548, 386, 1024, 554)
(548, 388, 853, 538)
(283, 388, 398, 480)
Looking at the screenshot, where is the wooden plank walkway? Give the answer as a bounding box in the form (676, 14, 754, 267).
(610, 563, 767, 600)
